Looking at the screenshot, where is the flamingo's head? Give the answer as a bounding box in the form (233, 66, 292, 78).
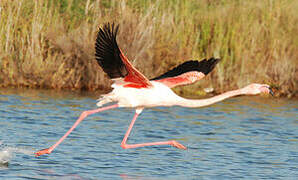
(241, 83, 274, 96)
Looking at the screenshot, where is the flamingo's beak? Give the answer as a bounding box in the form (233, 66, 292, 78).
(268, 87, 274, 96)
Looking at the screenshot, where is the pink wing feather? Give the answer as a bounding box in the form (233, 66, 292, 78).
(151, 58, 220, 88)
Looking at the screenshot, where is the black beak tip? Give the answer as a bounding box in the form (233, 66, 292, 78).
(269, 87, 274, 96)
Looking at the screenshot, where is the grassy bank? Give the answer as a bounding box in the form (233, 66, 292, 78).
(0, 0, 297, 97)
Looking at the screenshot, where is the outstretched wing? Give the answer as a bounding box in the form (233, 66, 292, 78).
(95, 23, 152, 88)
(151, 58, 220, 88)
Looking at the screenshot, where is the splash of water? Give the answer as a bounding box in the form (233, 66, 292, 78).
(0, 141, 34, 166)
(0, 141, 11, 166)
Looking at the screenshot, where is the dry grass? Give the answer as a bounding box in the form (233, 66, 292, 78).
(0, 0, 297, 97)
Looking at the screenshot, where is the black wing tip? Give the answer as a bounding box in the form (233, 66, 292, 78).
(95, 22, 119, 50)
(95, 22, 127, 79)
(181, 57, 220, 75)
(151, 57, 220, 80)
(101, 22, 119, 37)
(199, 57, 220, 75)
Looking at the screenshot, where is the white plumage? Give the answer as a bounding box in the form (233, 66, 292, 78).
(98, 81, 183, 108)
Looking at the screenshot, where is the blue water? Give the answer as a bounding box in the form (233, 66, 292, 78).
(0, 88, 297, 179)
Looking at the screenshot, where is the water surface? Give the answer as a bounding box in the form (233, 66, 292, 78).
(0, 88, 297, 179)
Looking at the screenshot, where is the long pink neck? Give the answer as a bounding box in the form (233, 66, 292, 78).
(176, 89, 243, 108)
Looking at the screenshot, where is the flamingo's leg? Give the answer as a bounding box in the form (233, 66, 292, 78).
(121, 108, 187, 150)
(35, 104, 119, 157)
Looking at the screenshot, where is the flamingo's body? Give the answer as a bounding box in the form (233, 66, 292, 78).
(35, 23, 273, 157)
(98, 81, 182, 108)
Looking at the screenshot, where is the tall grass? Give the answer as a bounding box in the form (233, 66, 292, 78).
(0, 0, 297, 97)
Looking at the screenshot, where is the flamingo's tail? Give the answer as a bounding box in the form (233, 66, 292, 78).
(96, 94, 113, 107)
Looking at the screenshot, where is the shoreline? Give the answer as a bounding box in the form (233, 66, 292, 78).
(0, 85, 296, 100)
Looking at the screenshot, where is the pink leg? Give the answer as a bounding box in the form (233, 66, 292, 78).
(121, 111, 187, 150)
(35, 104, 118, 157)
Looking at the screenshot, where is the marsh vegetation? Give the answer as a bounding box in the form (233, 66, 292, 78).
(0, 0, 297, 97)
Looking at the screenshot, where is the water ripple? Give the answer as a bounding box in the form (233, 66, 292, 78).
(0, 89, 297, 179)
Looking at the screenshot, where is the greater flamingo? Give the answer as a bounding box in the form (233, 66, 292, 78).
(35, 23, 273, 157)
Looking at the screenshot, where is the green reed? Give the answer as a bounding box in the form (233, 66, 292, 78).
(0, 0, 297, 97)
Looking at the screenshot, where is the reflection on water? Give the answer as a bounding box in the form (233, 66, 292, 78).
(0, 88, 297, 179)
